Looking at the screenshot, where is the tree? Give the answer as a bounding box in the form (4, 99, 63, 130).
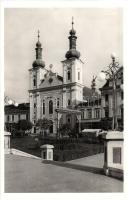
(36, 118, 53, 136)
(59, 124, 72, 138)
(18, 120, 33, 136)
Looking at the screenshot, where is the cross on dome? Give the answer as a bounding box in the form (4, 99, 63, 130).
(72, 16, 74, 29)
(38, 30, 40, 41)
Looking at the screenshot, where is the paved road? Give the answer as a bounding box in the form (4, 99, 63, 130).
(5, 154, 123, 193)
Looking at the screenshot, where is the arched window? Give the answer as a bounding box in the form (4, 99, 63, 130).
(49, 100, 53, 114)
(67, 71, 71, 80)
(33, 78, 36, 87)
(68, 99, 71, 106)
(43, 100, 45, 115)
(57, 98, 60, 108)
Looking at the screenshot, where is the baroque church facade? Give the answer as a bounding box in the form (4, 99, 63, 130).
(29, 19, 86, 135)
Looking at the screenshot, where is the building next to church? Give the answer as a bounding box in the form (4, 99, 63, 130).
(100, 66, 123, 130)
(5, 103, 30, 132)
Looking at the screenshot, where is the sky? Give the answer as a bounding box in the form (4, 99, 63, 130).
(4, 8, 123, 103)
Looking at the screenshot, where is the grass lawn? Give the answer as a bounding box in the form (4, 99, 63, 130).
(10, 136, 41, 157)
(10, 135, 104, 161)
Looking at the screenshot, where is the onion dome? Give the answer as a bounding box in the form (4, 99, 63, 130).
(66, 49, 80, 59)
(32, 30, 45, 68)
(32, 59, 45, 68)
(36, 40, 42, 48)
(65, 17, 80, 59)
(69, 28, 76, 36)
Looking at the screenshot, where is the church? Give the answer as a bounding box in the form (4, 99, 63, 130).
(28, 19, 92, 136)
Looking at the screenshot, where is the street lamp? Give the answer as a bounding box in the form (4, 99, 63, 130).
(101, 54, 120, 131)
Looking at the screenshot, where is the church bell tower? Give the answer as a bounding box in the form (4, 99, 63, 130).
(62, 18, 84, 108)
(29, 31, 46, 134)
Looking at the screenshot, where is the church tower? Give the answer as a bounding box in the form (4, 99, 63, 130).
(29, 31, 47, 133)
(62, 18, 84, 108)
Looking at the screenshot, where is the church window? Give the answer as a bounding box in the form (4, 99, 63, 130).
(57, 98, 60, 108)
(105, 94, 108, 102)
(49, 100, 53, 114)
(34, 103, 36, 108)
(68, 99, 71, 106)
(78, 72, 80, 80)
(33, 78, 36, 87)
(67, 71, 71, 80)
(68, 117, 71, 123)
(43, 100, 45, 115)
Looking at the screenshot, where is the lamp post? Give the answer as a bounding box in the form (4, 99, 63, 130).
(101, 53, 120, 131)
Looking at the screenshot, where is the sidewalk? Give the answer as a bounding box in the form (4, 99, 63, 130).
(67, 153, 104, 168)
(5, 153, 123, 193)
